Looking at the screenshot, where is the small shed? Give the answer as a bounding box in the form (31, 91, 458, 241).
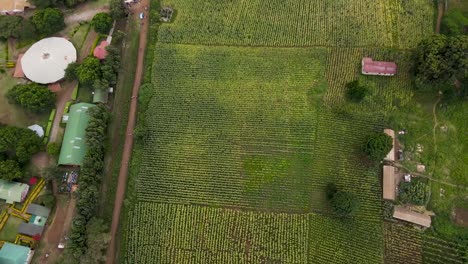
(93, 88, 108, 104)
(362, 57, 397, 76)
(0, 180, 29, 204)
(393, 206, 432, 228)
(160, 7, 174, 22)
(384, 129, 395, 162)
(27, 204, 50, 218)
(58, 103, 95, 166)
(382, 165, 396, 201)
(0, 242, 33, 264)
(18, 222, 44, 237)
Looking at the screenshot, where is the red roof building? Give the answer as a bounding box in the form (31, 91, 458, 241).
(361, 57, 397, 76)
(93, 41, 109, 60)
(13, 54, 25, 78)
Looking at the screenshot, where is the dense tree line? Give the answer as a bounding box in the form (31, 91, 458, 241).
(7, 83, 56, 113)
(0, 125, 42, 180)
(65, 105, 110, 261)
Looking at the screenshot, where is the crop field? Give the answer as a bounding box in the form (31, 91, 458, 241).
(158, 0, 434, 48)
(118, 0, 467, 263)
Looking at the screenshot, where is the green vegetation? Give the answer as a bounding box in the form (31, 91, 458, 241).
(441, 10, 468, 36)
(75, 57, 102, 85)
(330, 191, 360, 218)
(0, 159, 23, 180)
(0, 125, 42, 164)
(0, 216, 23, 241)
(157, 0, 434, 48)
(31, 8, 65, 36)
(6, 83, 56, 113)
(399, 178, 430, 206)
(91, 13, 113, 35)
(346, 80, 369, 103)
(363, 132, 393, 161)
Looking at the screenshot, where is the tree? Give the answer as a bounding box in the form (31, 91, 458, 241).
(0, 126, 42, 164)
(0, 159, 23, 180)
(399, 178, 430, 206)
(441, 10, 468, 36)
(363, 132, 393, 161)
(7, 83, 56, 113)
(325, 182, 338, 200)
(330, 191, 360, 218)
(413, 35, 468, 92)
(81, 218, 110, 263)
(32, 8, 65, 35)
(0, 16, 22, 40)
(91, 13, 113, 34)
(346, 80, 369, 102)
(76, 57, 102, 85)
(110, 0, 127, 20)
(29, 0, 58, 8)
(65, 62, 79, 81)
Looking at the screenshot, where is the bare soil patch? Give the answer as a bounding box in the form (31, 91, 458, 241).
(453, 208, 468, 227)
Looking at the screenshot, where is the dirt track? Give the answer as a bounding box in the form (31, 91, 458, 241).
(106, 2, 149, 263)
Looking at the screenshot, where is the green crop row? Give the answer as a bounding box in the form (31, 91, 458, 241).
(157, 0, 434, 48)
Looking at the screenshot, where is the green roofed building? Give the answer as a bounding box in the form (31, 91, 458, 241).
(58, 103, 95, 166)
(0, 180, 29, 204)
(0, 242, 33, 264)
(93, 88, 108, 104)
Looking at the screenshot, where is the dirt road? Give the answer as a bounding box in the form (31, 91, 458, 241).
(106, 2, 150, 263)
(64, 5, 109, 25)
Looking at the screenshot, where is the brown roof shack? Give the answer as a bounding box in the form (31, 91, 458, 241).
(384, 129, 395, 162)
(383, 165, 396, 201)
(0, 0, 32, 14)
(393, 206, 432, 228)
(13, 54, 24, 78)
(362, 57, 397, 76)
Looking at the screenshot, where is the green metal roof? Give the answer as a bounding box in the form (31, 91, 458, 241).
(0, 243, 31, 264)
(0, 180, 29, 204)
(93, 88, 108, 103)
(58, 103, 95, 166)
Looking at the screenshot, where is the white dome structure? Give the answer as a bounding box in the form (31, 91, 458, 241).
(28, 124, 44, 137)
(21, 37, 77, 84)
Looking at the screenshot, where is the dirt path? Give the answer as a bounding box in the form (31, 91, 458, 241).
(435, 1, 444, 34)
(106, 2, 149, 263)
(64, 5, 109, 25)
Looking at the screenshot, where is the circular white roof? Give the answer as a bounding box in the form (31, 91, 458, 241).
(21, 37, 77, 84)
(28, 124, 44, 137)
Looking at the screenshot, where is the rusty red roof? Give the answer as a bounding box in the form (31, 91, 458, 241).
(93, 41, 109, 60)
(13, 54, 24, 78)
(362, 57, 397, 75)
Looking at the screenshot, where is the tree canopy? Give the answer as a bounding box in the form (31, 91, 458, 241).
(363, 132, 393, 161)
(65, 62, 79, 82)
(330, 191, 360, 218)
(346, 80, 369, 102)
(441, 10, 468, 36)
(0, 126, 42, 164)
(0, 16, 22, 40)
(91, 13, 113, 34)
(7, 83, 56, 113)
(32, 8, 65, 35)
(413, 35, 468, 93)
(76, 57, 102, 85)
(0, 159, 23, 180)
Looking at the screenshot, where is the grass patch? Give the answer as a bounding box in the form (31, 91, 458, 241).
(0, 216, 24, 242)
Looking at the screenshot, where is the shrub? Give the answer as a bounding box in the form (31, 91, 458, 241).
(91, 13, 113, 34)
(31, 8, 65, 35)
(325, 182, 338, 200)
(346, 80, 368, 102)
(363, 132, 393, 161)
(399, 178, 430, 206)
(47, 142, 61, 156)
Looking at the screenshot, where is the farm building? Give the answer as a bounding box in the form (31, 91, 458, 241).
(0, 242, 33, 264)
(21, 37, 77, 84)
(27, 204, 50, 227)
(0, 0, 32, 15)
(58, 103, 95, 166)
(93, 41, 110, 60)
(93, 88, 108, 104)
(18, 222, 44, 237)
(393, 206, 432, 228)
(382, 165, 396, 200)
(383, 129, 395, 162)
(361, 57, 397, 76)
(0, 180, 29, 204)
